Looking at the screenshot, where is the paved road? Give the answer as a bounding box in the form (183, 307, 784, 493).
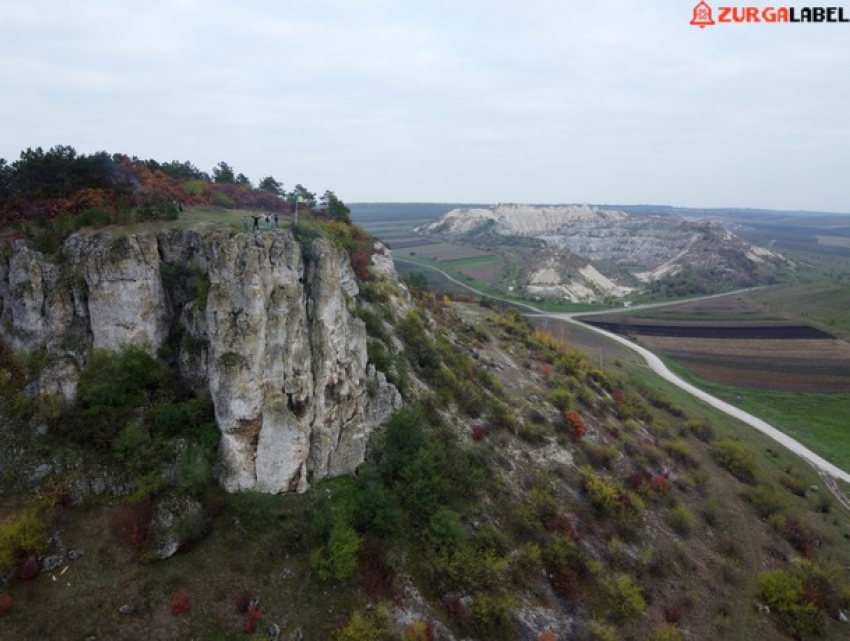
(548, 311, 850, 486)
(395, 259, 850, 494)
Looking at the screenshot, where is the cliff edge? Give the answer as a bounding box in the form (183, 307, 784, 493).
(0, 228, 401, 493)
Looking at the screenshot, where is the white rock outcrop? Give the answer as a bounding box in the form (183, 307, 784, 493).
(0, 229, 401, 493)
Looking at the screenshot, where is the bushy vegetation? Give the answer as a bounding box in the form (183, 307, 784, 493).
(52, 346, 219, 500)
(0, 510, 48, 572)
(713, 438, 759, 483)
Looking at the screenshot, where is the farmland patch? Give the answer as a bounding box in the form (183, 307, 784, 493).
(446, 255, 504, 285)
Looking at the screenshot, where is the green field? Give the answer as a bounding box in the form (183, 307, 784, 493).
(747, 282, 850, 340)
(663, 358, 850, 474)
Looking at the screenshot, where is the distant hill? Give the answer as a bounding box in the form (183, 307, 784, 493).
(418, 204, 789, 302)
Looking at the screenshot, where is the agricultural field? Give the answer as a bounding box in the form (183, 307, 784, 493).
(444, 255, 504, 285)
(582, 290, 850, 473)
(747, 282, 850, 341)
(392, 259, 471, 295)
(394, 243, 492, 262)
(581, 292, 850, 393)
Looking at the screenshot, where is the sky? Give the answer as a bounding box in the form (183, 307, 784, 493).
(1, 0, 849, 212)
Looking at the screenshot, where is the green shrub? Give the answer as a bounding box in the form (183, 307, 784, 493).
(509, 543, 543, 586)
(353, 468, 402, 539)
(683, 418, 716, 442)
(311, 520, 361, 582)
(665, 439, 700, 468)
(112, 419, 162, 477)
(702, 497, 725, 527)
(713, 439, 758, 483)
(0, 510, 48, 570)
(432, 543, 510, 595)
(651, 623, 684, 641)
(308, 478, 356, 542)
(68, 347, 175, 447)
(469, 593, 517, 636)
(548, 388, 574, 411)
(397, 310, 438, 372)
(583, 441, 619, 469)
(178, 445, 214, 498)
(757, 569, 825, 638)
(355, 306, 387, 341)
(604, 573, 646, 622)
(425, 508, 466, 551)
(744, 484, 788, 519)
(586, 620, 617, 641)
(333, 607, 389, 641)
(667, 504, 695, 537)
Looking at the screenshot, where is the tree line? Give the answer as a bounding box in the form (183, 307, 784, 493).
(0, 145, 350, 225)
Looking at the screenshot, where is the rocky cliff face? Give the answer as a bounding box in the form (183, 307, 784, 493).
(0, 229, 401, 493)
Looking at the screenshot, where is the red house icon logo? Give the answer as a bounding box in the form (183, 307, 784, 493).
(690, 0, 716, 27)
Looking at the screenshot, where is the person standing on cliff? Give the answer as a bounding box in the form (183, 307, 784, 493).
(274, 213, 279, 229)
(265, 214, 271, 230)
(243, 215, 249, 232)
(251, 213, 261, 231)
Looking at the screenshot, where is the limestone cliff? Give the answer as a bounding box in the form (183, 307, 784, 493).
(0, 229, 401, 493)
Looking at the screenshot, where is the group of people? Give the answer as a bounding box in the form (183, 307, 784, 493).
(244, 213, 279, 232)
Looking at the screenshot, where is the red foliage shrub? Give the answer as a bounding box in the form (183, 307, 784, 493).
(170, 588, 191, 615)
(0, 592, 11, 617)
(350, 251, 372, 282)
(471, 426, 486, 441)
(611, 388, 625, 404)
(652, 474, 671, 494)
(244, 603, 263, 633)
(565, 409, 585, 440)
(13, 554, 39, 581)
(540, 364, 553, 377)
(539, 633, 557, 641)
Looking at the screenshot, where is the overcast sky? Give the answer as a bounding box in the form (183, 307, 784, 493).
(1, 1, 848, 212)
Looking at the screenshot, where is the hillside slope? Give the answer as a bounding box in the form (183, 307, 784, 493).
(1, 234, 849, 638)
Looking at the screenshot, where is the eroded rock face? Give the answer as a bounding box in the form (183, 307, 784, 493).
(0, 229, 401, 493)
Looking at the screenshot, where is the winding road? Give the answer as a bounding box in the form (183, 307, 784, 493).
(395, 258, 850, 503)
